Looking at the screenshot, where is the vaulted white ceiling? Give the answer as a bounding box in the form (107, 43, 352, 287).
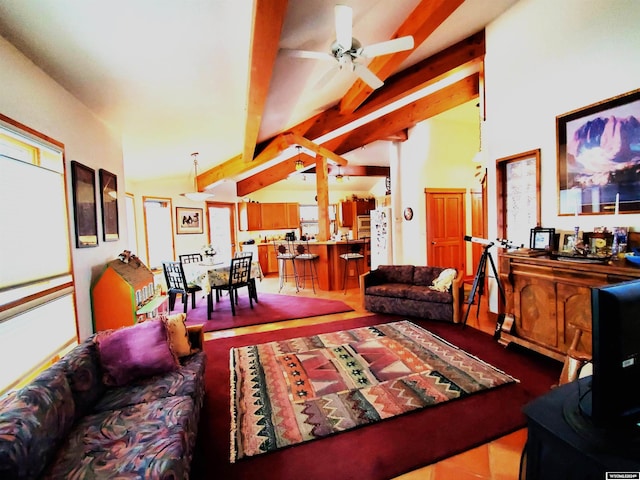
(0, 0, 518, 192)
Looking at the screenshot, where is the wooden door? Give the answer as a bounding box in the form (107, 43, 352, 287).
(469, 189, 486, 281)
(425, 189, 465, 274)
(206, 202, 236, 261)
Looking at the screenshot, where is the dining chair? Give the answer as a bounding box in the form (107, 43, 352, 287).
(179, 253, 203, 264)
(339, 238, 367, 294)
(209, 255, 253, 316)
(234, 251, 258, 302)
(294, 240, 319, 293)
(162, 261, 203, 313)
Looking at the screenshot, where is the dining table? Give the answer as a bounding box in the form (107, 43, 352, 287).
(182, 260, 263, 317)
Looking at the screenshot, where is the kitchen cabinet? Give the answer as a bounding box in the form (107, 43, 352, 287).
(340, 199, 375, 228)
(238, 202, 299, 231)
(238, 202, 262, 231)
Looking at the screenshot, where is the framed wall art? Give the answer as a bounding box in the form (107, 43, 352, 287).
(71, 160, 98, 248)
(558, 230, 582, 253)
(176, 207, 203, 234)
(99, 169, 119, 241)
(557, 88, 640, 216)
(497, 149, 541, 247)
(530, 227, 554, 251)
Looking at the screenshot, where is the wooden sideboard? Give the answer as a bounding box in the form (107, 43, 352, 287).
(498, 253, 640, 361)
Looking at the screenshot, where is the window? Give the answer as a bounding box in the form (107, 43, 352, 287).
(496, 149, 541, 248)
(143, 197, 174, 269)
(0, 114, 76, 395)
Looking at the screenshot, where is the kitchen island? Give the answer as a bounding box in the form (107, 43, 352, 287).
(244, 240, 370, 291)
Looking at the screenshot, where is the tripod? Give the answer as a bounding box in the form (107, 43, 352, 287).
(462, 243, 507, 339)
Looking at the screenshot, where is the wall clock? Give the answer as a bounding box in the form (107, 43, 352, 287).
(403, 207, 413, 221)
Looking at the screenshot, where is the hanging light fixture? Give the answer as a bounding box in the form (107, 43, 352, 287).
(335, 165, 344, 183)
(181, 152, 213, 201)
(294, 145, 304, 171)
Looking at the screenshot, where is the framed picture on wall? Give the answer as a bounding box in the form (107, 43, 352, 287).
(557, 88, 640, 216)
(99, 169, 119, 241)
(71, 161, 98, 248)
(176, 207, 203, 234)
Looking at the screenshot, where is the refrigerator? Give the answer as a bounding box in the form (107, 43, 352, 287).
(370, 208, 392, 269)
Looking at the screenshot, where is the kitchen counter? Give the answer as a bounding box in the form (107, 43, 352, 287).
(248, 240, 370, 291)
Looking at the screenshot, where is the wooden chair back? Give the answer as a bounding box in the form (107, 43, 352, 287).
(179, 253, 203, 264)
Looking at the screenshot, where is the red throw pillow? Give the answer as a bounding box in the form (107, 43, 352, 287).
(94, 319, 178, 386)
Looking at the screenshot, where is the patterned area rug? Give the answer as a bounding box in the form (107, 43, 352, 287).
(230, 320, 517, 462)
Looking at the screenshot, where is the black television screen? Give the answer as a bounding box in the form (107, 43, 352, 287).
(587, 279, 640, 428)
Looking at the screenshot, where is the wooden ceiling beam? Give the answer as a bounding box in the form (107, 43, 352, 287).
(235, 134, 349, 196)
(236, 152, 315, 197)
(233, 74, 477, 195)
(306, 165, 390, 177)
(300, 31, 484, 141)
(201, 33, 483, 189)
(242, 0, 289, 163)
(333, 74, 479, 155)
(282, 133, 348, 167)
(338, 0, 466, 115)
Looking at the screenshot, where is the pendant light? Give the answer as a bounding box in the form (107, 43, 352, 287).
(335, 165, 344, 183)
(294, 145, 304, 171)
(181, 152, 213, 201)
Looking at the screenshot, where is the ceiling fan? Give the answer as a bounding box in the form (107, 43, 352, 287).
(282, 4, 414, 89)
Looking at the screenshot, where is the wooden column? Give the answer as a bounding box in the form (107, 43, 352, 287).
(315, 154, 330, 241)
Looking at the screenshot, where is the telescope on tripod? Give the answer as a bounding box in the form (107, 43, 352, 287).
(462, 235, 512, 339)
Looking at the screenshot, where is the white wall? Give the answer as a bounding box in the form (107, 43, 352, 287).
(394, 115, 479, 267)
(0, 36, 125, 340)
(483, 0, 640, 309)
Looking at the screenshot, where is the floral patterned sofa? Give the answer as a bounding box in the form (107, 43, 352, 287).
(361, 264, 462, 323)
(0, 317, 206, 479)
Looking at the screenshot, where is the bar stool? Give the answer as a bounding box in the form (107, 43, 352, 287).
(273, 240, 298, 293)
(339, 239, 365, 294)
(294, 240, 319, 293)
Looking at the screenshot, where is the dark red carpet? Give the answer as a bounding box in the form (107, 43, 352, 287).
(190, 314, 561, 480)
(183, 292, 354, 332)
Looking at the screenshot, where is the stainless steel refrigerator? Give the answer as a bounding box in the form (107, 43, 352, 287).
(370, 208, 392, 269)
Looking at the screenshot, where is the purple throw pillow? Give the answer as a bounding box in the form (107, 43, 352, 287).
(95, 319, 178, 387)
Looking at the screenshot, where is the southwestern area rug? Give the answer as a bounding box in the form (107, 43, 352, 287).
(190, 314, 561, 480)
(184, 293, 354, 333)
(230, 320, 517, 462)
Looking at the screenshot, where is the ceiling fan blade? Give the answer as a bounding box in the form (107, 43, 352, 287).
(359, 35, 414, 58)
(334, 4, 352, 50)
(313, 63, 341, 90)
(281, 48, 334, 61)
(353, 63, 384, 89)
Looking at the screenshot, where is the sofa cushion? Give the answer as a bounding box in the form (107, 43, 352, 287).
(365, 283, 412, 299)
(0, 363, 76, 480)
(377, 265, 415, 284)
(93, 351, 207, 413)
(61, 336, 105, 418)
(429, 268, 457, 292)
(405, 285, 453, 304)
(95, 319, 178, 387)
(162, 313, 194, 358)
(412, 266, 444, 286)
(42, 395, 197, 480)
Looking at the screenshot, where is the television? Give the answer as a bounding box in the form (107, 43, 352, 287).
(581, 278, 640, 430)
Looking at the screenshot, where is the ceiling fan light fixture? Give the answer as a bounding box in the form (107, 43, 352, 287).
(181, 152, 213, 201)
